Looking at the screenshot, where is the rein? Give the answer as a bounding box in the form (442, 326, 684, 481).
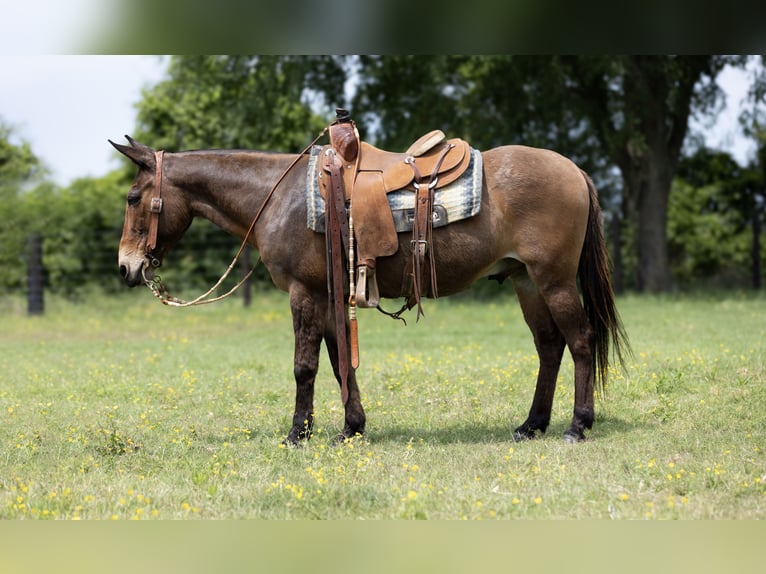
(143, 127, 329, 307)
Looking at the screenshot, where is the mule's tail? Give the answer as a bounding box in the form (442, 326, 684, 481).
(578, 170, 630, 394)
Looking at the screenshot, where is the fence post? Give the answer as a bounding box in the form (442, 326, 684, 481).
(27, 233, 44, 315)
(753, 205, 762, 290)
(610, 214, 624, 294)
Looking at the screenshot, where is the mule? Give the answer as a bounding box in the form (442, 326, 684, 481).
(111, 135, 628, 444)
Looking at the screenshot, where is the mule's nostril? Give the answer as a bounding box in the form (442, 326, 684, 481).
(119, 265, 128, 279)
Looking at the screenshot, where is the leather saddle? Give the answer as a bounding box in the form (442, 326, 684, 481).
(317, 113, 472, 312)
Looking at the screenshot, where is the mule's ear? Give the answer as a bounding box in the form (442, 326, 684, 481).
(109, 136, 155, 169)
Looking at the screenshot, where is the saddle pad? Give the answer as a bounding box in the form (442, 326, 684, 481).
(306, 145, 483, 234)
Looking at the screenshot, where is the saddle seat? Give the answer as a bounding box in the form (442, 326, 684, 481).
(319, 130, 471, 202)
(318, 120, 472, 310)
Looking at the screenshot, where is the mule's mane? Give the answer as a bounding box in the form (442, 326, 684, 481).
(175, 148, 289, 158)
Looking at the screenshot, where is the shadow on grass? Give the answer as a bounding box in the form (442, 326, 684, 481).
(366, 413, 639, 445)
(186, 413, 640, 447)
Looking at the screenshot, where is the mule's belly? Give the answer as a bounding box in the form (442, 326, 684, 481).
(372, 234, 518, 299)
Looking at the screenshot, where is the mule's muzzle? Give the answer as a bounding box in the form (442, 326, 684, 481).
(119, 258, 156, 288)
(120, 262, 142, 288)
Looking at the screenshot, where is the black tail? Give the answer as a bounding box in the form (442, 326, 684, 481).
(578, 170, 630, 394)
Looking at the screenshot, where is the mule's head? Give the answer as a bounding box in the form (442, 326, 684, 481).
(110, 136, 192, 287)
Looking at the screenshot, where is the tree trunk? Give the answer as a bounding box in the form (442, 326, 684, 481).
(636, 192, 672, 293)
(612, 56, 712, 293)
(624, 147, 674, 293)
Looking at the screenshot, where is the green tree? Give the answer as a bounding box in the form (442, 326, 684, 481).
(559, 55, 745, 292)
(0, 122, 46, 292)
(0, 121, 134, 299)
(35, 171, 129, 296)
(350, 55, 747, 292)
(739, 55, 766, 289)
(670, 150, 756, 287)
(133, 55, 346, 152)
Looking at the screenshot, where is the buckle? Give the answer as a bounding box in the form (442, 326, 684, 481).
(410, 239, 428, 254)
(150, 197, 163, 213)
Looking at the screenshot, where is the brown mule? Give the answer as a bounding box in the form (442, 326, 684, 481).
(112, 136, 628, 444)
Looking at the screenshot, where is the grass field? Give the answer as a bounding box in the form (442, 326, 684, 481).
(1, 288, 764, 519)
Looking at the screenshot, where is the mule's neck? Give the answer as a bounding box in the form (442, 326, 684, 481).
(172, 150, 302, 247)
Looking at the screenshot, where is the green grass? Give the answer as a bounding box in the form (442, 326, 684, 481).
(1, 289, 764, 519)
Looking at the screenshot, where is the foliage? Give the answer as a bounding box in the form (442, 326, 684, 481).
(668, 180, 745, 285)
(0, 123, 47, 291)
(1, 292, 764, 519)
(669, 148, 765, 288)
(133, 55, 346, 152)
(351, 56, 606, 174)
(350, 55, 749, 292)
(38, 172, 131, 296)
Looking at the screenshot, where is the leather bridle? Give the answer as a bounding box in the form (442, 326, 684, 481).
(145, 150, 165, 267)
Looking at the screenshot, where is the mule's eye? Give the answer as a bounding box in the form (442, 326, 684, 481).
(127, 190, 141, 206)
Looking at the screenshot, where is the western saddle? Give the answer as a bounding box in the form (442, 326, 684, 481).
(317, 109, 471, 316)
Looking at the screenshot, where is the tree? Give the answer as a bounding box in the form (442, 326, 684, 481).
(350, 55, 747, 292)
(739, 55, 766, 289)
(560, 56, 747, 292)
(0, 122, 46, 292)
(670, 149, 759, 287)
(36, 172, 130, 296)
(133, 55, 346, 152)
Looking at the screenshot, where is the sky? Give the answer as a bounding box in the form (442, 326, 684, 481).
(0, 55, 759, 187)
(0, 55, 168, 185)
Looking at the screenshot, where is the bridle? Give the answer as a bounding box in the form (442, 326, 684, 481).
(145, 150, 165, 268)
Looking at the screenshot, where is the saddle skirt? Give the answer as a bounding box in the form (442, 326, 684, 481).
(306, 144, 483, 236)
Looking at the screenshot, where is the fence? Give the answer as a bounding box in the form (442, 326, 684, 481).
(6, 226, 265, 316)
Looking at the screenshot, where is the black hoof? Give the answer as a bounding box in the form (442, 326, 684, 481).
(513, 428, 538, 442)
(563, 429, 586, 443)
(332, 431, 364, 446)
(283, 426, 312, 447)
(281, 436, 305, 448)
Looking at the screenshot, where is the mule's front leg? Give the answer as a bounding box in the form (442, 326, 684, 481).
(284, 287, 326, 446)
(324, 314, 366, 442)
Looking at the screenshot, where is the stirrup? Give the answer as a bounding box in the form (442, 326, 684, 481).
(355, 265, 380, 308)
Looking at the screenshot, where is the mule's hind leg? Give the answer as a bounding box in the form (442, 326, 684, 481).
(511, 274, 566, 440)
(536, 279, 596, 442)
(284, 285, 326, 445)
(323, 314, 366, 442)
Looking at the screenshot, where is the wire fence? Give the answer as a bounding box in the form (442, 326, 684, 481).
(1, 222, 272, 314)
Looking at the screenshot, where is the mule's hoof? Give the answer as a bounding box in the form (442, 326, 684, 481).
(332, 431, 364, 446)
(563, 430, 586, 444)
(331, 433, 347, 446)
(513, 428, 536, 442)
(282, 431, 311, 448)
